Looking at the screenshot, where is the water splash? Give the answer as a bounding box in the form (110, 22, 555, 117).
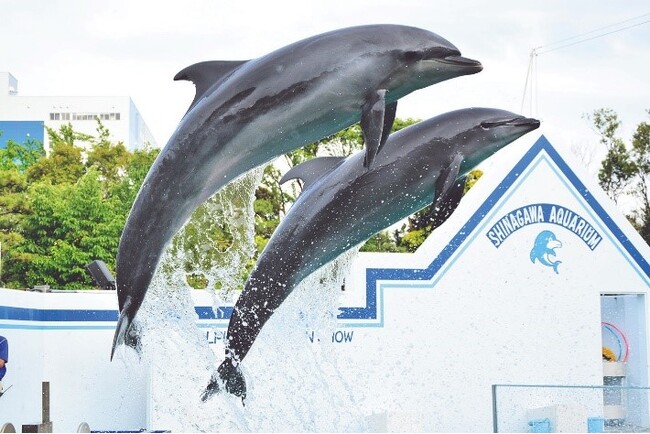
(128, 167, 365, 431)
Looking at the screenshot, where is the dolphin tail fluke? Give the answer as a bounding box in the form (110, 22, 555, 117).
(200, 374, 222, 402)
(111, 310, 130, 361)
(201, 360, 247, 403)
(552, 261, 562, 274)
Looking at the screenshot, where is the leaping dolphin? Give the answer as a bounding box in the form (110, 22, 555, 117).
(112, 25, 483, 358)
(203, 108, 540, 400)
(530, 230, 562, 273)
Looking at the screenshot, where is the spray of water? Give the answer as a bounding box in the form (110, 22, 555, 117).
(129, 167, 365, 431)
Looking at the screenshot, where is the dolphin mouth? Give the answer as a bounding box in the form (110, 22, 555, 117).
(437, 55, 483, 72)
(481, 117, 540, 130)
(509, 117, 541, 129)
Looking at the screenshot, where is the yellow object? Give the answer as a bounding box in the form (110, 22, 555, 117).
(602, 346, 617, 361)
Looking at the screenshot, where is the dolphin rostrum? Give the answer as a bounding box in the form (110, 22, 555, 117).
(203, 108, 540, 400)
(112, 25, 482, 357)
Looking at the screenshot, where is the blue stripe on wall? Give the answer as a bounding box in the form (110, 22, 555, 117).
(0, 305, 118, 321)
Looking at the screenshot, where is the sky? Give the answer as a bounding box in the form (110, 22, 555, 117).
(1, 0, 649, 175)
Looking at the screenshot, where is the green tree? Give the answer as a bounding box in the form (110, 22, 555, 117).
(0, 169, 30, 287)
(15, 168, 124, 288)
(0, 123, 158, 289)
(47, 122, 94, 147)
(26, 124, 86, 184)
(109, 146, 159, 218)
(0, 136, 45, 286)
(0, 138, 45, 172)
(360, 230, 407, 253)
(631, 114, 650, 242)
(587, 109, 637, 203)
(86, 120, 131, 183)
(588, 108, 650, 244)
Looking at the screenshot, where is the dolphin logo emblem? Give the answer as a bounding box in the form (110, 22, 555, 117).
(530, 230, 562, 274)
(201, 108, 540, 401)
(111, 25, 484, 359)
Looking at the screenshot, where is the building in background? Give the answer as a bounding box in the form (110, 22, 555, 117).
(0, 72, 157, 151)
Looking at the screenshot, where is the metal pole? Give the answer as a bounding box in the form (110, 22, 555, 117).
(492, 384, 498, 433)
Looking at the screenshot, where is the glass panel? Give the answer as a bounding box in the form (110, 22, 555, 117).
(493, 384, 650, 432)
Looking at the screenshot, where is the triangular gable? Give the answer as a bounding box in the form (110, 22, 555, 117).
(338, 135, 650, 326)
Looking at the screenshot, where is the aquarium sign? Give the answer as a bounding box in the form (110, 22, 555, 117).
(486, 203, 602, 250)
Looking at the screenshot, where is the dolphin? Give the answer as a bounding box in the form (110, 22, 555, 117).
(202, 108, 540, 400)
(530, 230, 562, 273)
(111, 24, 483, 358)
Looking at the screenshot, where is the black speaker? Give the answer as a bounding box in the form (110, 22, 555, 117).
(86, 260, 116, 291)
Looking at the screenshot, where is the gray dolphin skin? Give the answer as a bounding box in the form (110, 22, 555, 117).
(203, 108, 540, 400)
(112, 24, 483, 358)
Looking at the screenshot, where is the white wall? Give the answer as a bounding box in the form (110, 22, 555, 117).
(0, 289, 148, 432)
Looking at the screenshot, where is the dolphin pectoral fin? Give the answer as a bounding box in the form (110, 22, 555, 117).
(435, 153, 464, 199)
(280, 156, 346, 192)
(174, 60, 249, 115)
(428, 175, 467, 230)
(361, 89, 389, 168)
(381, 101, 398, 150)
(423, 154, 465, 230)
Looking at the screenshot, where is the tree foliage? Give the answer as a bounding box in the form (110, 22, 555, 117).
(588, 108, 650, 244)
(0, 137, 45, 172)
(0, 121, 158, 288)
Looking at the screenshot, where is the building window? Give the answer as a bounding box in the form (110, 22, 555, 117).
(50, 112, 121, 122)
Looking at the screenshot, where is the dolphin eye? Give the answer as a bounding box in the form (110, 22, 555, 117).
(480, 121, 493, 130)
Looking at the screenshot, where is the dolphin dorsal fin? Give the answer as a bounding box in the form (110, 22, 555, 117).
(174, 60, 249, 115)
(280, 156, 346, 192)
